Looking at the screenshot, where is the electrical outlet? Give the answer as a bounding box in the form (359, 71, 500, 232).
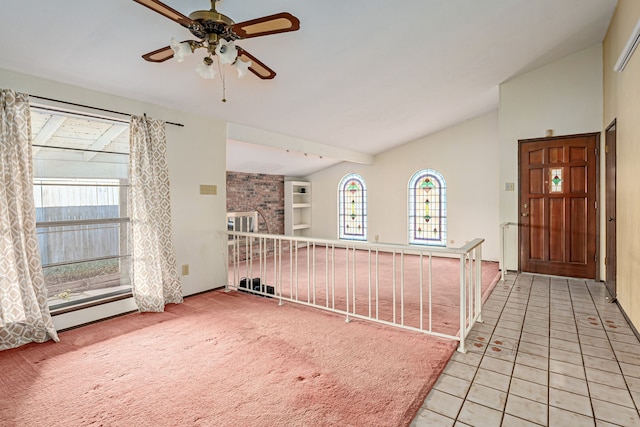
(505, 182, 515, 191)
(181, 264, 189, 276)
(200, 184, 217, 195)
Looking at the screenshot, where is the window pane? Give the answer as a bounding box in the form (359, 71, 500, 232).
(338, 174, 367, 241)
(45, 258, 131, 310)
(31, 108, 132, 309)
(408, 169, 447, 246)
(37, 222, 129, 266)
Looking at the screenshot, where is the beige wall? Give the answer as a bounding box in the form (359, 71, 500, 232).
(603, 0, 640, 329)
(0, 68, 228, 330)
(498, 44, 604, 271)
(306, 111, 501, 261)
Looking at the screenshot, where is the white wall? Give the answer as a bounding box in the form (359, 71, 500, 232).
(307, 110, 500, 261)
(498, 44, 604, 272)
(0, 68, 228, 330)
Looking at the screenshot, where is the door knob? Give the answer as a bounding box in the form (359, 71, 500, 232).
(522, 213, 529, 217)
(608, 217, 615, 222)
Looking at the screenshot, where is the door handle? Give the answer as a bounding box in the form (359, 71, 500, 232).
(608, 217, 615, 222)
(522, 213, 528, 217)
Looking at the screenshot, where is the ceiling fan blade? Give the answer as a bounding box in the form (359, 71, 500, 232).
(232, 12, 300, 39)
(237, 49, 276, 80)
(142, 45, 175, 63)
(133, 0, 195, 27)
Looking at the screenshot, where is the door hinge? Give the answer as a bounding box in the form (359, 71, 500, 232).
(595, 147, 599, 156)
(595, 254, 598, 263)
(595, 201, 598, 210)
(605, 145, 609, 154)
(604, 256, 607, 266)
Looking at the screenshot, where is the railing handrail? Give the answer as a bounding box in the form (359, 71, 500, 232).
(225, 231, 484, 256)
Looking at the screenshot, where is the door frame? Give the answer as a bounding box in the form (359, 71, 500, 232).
(517, 132, 600, 279)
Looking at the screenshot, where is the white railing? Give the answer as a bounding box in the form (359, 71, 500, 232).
(225, 232, 484, 353)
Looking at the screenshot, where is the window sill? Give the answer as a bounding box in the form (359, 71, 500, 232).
(50, 290, 133, 316)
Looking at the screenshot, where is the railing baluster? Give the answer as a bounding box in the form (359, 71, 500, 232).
(475, 246, 482, 322)
(345, 245, 350, 322)
(325, 245, 329, 308)
(312, 243, 316, 305)
(368, 248, 372, 318)
(352, 245, 356, 315)
(375, 249, 379, 320)
(331, 244, 335, 310)
(459, 253, 467, 353)
(400, 250, 405, 326)
(419, 252, 423, 331)
(307, 240, 311, 303)
(392, 250, 396, 324)
(429, 253, 432, 332)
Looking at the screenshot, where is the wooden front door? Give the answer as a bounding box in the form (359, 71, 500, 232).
(519, 133, 598, 279)
(605, 121, 617, 299)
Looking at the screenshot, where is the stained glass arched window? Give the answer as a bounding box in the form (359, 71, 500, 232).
(338, 174, 367, 241)
(408, 169, 447, 246)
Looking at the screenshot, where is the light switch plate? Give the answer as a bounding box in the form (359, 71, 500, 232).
(200, 184, 217, 195)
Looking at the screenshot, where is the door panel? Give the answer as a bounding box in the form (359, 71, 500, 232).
(529, 198, 545, 260)
(549, 198, 564, 262)
(605, 121, 617, 299)
(570, 166, 586, 192)
(530, 169, 544, 194)
(519, 134, 598, 278)
(569, 197, 586, 263)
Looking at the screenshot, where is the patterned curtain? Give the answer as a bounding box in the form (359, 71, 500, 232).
(129, 115, 182, 312)
(0, 89, 59, 350)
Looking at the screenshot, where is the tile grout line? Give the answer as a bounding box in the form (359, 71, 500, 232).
(545, 276, 553, 427)
(452, 275, 515, 424)
(506, 272, 539, 426)
(586, 279, 640, 416)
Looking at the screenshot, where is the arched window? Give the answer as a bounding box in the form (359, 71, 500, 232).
(338, 173, 367, 241)
(408, 169, 447, 246)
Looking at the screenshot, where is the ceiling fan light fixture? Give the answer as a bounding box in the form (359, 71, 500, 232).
(233, 58, 251, 78)
(215, 38, 238, 64)
(170, 37, 193, 63)
(196, 57, 216, 79)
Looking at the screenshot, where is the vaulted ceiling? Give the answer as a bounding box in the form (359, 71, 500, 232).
(0, 1, 618, 176)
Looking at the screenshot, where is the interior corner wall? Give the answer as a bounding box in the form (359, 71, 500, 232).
(306, 110, 500, 261)
(603, 0, 640, 330)
(226, 171, 285, 235)
(0, 68, 228, 330)
(498, 44, 604, 272)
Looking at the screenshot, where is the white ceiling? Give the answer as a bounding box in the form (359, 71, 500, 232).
(0, 0, 617, 176)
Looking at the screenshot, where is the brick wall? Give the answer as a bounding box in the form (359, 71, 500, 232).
(226, 171, 285, 235)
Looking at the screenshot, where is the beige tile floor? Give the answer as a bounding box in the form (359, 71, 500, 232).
(412, 273, 640, 427)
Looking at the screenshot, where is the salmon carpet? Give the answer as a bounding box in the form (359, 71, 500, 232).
(1, 290, 463, 427)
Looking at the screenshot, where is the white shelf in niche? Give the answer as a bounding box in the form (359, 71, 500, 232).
(285, 181, 311, 237)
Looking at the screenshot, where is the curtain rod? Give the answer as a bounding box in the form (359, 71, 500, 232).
(28, 94, 184, 127)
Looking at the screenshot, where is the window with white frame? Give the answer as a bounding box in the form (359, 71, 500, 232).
(31, 108, 131, 311)
(408, 169, 447, 246)
(338, 173, 367, 241)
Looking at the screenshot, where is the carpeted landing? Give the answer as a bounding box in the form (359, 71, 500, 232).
(0, 290, 459, 426)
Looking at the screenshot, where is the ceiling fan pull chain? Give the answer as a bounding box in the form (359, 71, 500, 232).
(218, 58, 227, 103)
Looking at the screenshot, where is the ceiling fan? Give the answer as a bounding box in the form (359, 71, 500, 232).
(133, 0, 300, 81)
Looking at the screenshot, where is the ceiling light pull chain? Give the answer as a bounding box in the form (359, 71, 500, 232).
(218, 57, 227, 102)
